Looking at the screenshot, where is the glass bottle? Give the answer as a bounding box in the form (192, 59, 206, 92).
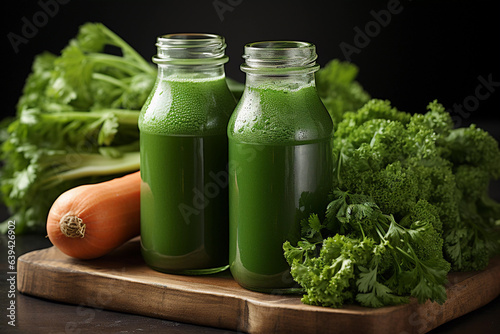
(228, 41, 333, 293)
(140, 33, 236, 275)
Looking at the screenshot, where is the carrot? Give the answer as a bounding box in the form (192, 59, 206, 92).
(46, 171, 141, 259)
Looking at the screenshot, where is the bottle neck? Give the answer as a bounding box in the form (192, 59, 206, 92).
(157, 63, 226, 81)
(244, 72, 316, 90)
(153, 33, 228, 81)
(240, 41, 319, 91)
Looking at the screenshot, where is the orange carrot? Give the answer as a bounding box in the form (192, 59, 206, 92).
(46, 171, 141, 259)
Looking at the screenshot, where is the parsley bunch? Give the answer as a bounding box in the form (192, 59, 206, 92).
(284, 99, 500, 308)
(284, 190, 450, 308)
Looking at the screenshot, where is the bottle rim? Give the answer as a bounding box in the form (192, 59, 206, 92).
(241, 41, 319, 74)
(153, 33, 229, 65)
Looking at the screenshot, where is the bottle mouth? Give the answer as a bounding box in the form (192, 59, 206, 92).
(153, 33, 229, 65)
(241, 41, 319, 74)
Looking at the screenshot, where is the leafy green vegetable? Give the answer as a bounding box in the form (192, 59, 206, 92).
(0, 23, 156, 233)
(331, 99, 500, 272)
(284, 98, 500, 308)
(284, 189, 450, 308)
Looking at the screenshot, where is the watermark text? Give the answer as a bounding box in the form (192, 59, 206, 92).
(213, 0, 243, 22)
(5, 220, 17, 327)
(7, 0, 71, 54)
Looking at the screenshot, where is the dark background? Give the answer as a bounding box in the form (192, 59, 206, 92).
(1, 0, 500, 202)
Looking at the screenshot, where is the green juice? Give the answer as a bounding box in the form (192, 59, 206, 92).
(228, 83, 333, 292)
(139, 75, 236, 274)
(140, 133, 228, 272)
(229, 140, 332, 290)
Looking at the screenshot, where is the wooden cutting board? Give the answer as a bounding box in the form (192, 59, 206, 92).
(17, 238, 500, 334)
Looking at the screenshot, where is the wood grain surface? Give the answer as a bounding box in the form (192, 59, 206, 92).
(17, 238, 500, 334)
